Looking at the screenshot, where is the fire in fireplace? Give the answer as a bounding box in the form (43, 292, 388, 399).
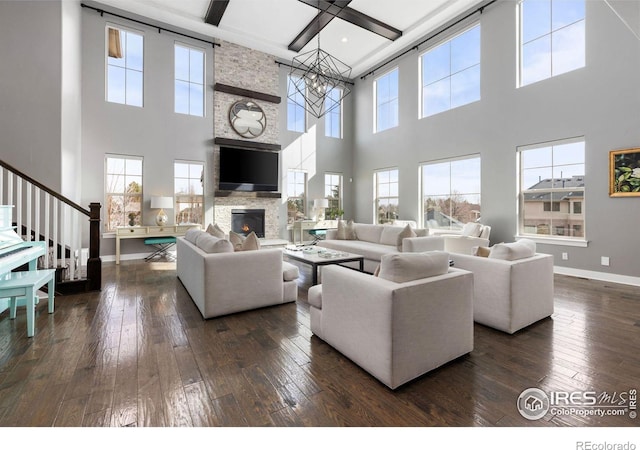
(231, 209, 265, 238)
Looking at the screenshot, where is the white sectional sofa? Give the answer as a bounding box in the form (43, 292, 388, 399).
(452, 239, 554, 334)
(176, 230, 298, 319)
(316, 222, 444, 273)
(308, 252, 474, 389)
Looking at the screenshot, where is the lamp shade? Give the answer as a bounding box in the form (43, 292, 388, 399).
(151, 196, 173, 209)
(314, 198, 329, 209)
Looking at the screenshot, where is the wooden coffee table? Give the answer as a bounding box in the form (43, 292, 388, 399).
(283, 248, 364, 285)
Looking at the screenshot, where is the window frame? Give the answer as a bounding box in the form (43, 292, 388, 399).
(518, 0, 586, 87)
(174, 42, 205, 117)
(104, 154, 143, 232)
(374, 168, 399, 224)
(105, 24, 144, 107)
(287, 169, 307, 224)
(517, 136, 587, 246)
(325, 87, 343, 138)
(324, 173, 343, 219)
(373, 67, 399, 133)
(287, 75, 306, 133)
(174, 160, 204, 225)
(419, 23, 481, 118)
(419, 154, 482, 230)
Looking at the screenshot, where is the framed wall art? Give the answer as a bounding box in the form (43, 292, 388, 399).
(609, 148, 640, 197)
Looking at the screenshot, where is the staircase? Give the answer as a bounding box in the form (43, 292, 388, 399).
(0, 159, 101, 294)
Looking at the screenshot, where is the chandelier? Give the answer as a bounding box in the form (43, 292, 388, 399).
(288, 34, 352, 119)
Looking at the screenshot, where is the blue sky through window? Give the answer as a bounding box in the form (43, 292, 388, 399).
(107, 28, 143, 107)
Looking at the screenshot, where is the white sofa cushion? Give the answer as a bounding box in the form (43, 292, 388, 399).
(489, 239, 536, 261)
(461, 222, 482, 237)
(195, 233, 234, 254)
(379, 226, 405, 246)
(378, 251, 450, 283)
(184, 228, 202, 244)
(336, 220, 357, 240)
(354, 223, 383, 243)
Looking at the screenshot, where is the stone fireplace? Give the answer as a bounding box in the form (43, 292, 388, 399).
(231, 209, 265, 237)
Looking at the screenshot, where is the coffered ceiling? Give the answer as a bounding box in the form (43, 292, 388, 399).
(88, 0, 490, 78)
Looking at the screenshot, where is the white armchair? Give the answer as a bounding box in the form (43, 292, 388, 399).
(452, 243, 554, 334)
(308, 253, 474, 389)
(434, 223, 491, 255)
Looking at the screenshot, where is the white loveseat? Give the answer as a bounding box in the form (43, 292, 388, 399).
(317, 222, 444, 273)
(176, 230, 298, 319)
(307, 252, 474, 389)
(452, 240, 554, 334)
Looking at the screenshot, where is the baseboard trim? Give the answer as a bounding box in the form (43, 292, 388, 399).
(554, 266, 640, 287)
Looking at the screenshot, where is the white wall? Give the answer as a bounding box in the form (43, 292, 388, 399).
(352, 1, 640, 277)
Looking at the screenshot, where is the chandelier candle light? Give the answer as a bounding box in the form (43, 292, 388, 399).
(288, 32, 352, 119)
(150, 196, 173, 226)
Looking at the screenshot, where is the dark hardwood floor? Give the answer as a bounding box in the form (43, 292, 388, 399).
(0, 258, 639, 429)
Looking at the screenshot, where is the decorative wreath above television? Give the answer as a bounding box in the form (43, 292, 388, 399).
(229, 100, 266, 139)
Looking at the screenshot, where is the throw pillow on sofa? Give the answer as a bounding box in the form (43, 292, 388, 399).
(336, 220, 357, 240)
(461, 222, 482, 237)
(229, 231, 261, 251)
(395, 224, 417, 251)
(378, 251, 450, 283)
(206, 223, 226, 239)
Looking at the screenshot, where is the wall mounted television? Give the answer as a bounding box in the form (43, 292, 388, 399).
(219, 146, 279, 192)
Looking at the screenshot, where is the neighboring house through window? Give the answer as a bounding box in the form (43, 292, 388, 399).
(373, 68, 399, 133)
(519, 0, 585, 87)
(420, 155, 481, 230)
(374, 168, 399, 224)
(518, 137, 585, 239)
(106, 26, 143, 107)
(287, 169, 307, 223)
(175, 43, 205, 117)
(105, 155, 143, 231)
(421, 24, 481, 118)
(174, 161, 204, 224)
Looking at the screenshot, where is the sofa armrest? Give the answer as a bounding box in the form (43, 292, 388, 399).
(402, 235, 445, 253)
(325, 229, 338, 240)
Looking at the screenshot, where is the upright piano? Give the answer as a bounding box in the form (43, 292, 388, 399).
(0, 221, 46, 314)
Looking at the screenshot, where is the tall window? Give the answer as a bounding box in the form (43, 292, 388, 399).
(421, 24, 480, 118)
(325, 87, 342, 138)
(175, 44, 204, 117)
(374, 68, 399, 133)
(287, 75, 306, 132)
(106, 26, 143, 107)
(287, 170, 307, 223)
(105, 155, 143, 231)
(374, 168, 399, 224)
(174, 161, 204, 225)
(518, 138, 585, 239)
(519, 0, 585, 87)
(324, 173, 343, 219)
(420, 156, 481, 230)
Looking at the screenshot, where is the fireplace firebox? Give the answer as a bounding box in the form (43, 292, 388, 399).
(231, 209, 265, 238)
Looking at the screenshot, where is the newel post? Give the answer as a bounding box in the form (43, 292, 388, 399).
(87, 202, 102, 291)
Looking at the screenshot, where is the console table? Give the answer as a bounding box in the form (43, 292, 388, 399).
(291, 220, 317, 244)
(115, 224, 201, 264)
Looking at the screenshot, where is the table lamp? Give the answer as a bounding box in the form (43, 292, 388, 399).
(314, 198, 329, 221)
(150, 196, 173, 226)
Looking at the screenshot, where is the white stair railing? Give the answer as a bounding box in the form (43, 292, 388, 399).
(0, 165, 89, 282)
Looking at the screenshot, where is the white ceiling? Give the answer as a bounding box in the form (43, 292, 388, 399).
(90, 0, 488, 78)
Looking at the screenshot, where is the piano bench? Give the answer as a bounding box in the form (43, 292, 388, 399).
(0, 269, 55, 337)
